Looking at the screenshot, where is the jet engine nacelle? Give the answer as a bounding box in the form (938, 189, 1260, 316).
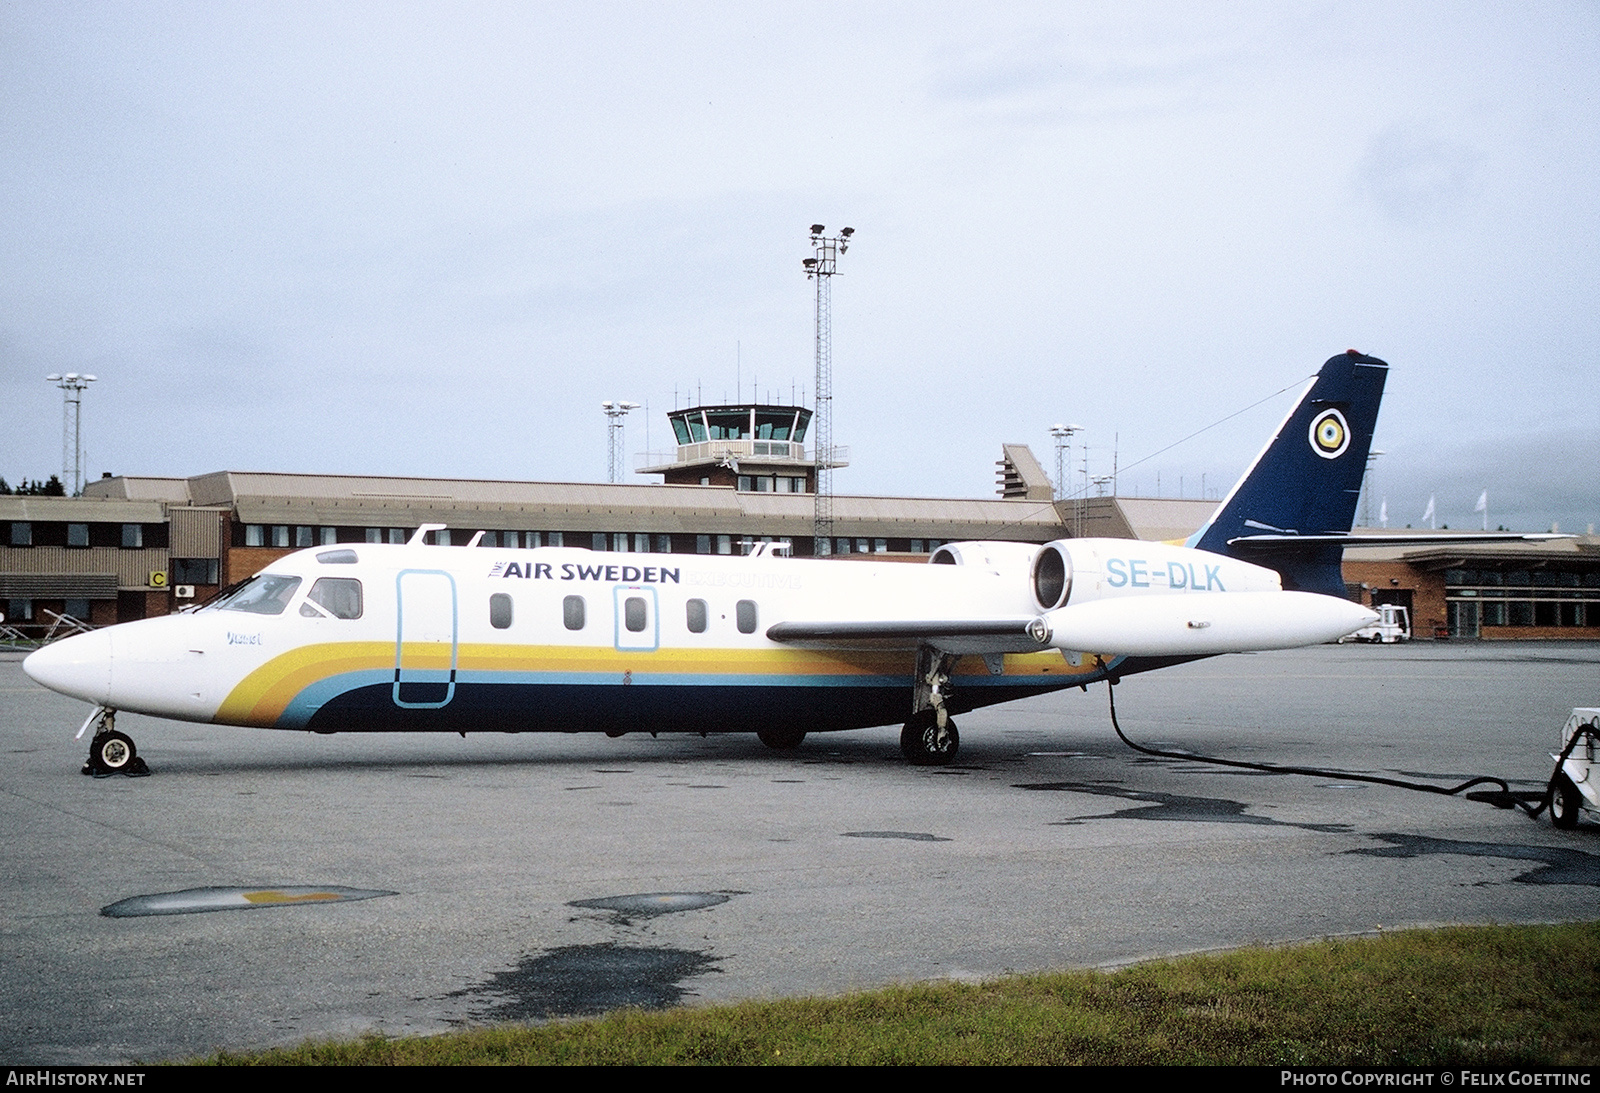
(1036, 590, 1378, 656)
(930, 540, 1043, 576)
(1027, 539, 1283, 612)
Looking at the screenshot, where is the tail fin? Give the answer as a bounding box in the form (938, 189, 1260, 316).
(1189, 350, 1389, 596)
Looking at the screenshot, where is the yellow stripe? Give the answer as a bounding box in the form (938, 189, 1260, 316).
(214, 641, 391, 725)
(214, 641, 1096, 726)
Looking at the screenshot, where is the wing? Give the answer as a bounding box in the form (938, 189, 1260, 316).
(764, 618, 1048, 654)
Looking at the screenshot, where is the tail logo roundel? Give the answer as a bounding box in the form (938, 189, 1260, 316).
(1308, 408, 1350, 459)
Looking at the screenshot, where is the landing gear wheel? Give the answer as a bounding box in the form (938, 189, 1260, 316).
(757, 727, 806, 751)
(86, 731, 137, 775)
(1549, 773, 1582, 830)
(900, 712, 959, 766)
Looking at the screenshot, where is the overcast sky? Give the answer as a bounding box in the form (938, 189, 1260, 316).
(2, 2, 1596, 533)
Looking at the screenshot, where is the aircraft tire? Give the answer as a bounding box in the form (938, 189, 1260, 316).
(90, 731, 137, 774)
(1549, 773, 1582, 830)
(900, 714, 958, 766)
(757, 727, 806, 751)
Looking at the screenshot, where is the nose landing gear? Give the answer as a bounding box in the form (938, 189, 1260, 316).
(80, 709, 149, 777)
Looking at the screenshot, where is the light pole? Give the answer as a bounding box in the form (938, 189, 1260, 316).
(602, 401, 639, 484)
(45, 372, 96, 495)
(804, 224, 852, 555)
(1048, 423, 1083, 537)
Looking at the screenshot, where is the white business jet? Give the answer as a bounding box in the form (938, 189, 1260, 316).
(29, 352, 1410, 772)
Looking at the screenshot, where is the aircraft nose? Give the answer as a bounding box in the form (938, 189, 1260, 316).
(23, 628, 113, 705)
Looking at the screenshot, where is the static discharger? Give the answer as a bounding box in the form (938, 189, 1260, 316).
(101, 885, 397, 918)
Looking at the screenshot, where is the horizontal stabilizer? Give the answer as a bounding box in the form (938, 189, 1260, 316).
(1230, 533, 1572, 549)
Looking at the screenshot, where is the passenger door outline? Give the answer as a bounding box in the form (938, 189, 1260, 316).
(394, 569, 458, 708)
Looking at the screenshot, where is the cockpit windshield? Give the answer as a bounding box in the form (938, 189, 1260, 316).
(208, 574, 303, 616)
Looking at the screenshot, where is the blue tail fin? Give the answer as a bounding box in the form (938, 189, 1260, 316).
(1189, 350, 1389, 597)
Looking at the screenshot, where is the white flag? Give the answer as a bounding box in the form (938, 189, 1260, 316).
(1422, 494, 1436, 528)
(1475, 490, 1487, 513)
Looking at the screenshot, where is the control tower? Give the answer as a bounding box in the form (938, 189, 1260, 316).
(636, 403, 847, 492)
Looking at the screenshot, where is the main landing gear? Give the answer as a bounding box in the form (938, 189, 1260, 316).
(758, 727, 807, 751)
(80, 708, 148, 777)
(901, 646, 960, 766)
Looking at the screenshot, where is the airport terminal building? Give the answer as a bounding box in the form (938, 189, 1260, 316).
(3, 405, 1596, 640)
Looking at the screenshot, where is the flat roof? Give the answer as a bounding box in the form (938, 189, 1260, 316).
(0, 496, 166, 522)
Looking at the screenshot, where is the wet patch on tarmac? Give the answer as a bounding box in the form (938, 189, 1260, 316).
(842, 830, 951, 842)
(449, 943, 721, 1020)
(1347, 833, 1600, 887)
(101, 885, 396, 917)
(568, 891, 735, 921)
(1019, 781, 1353, 833)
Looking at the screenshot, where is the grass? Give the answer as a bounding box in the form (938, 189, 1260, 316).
(201, 922, 1600, 1066)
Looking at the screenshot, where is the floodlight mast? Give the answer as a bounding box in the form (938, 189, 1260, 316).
(805, 224, 852, 556)
(602, 400, 640, 484)
(45, 372, 96, 495)
(1048, 422, 1084, 537)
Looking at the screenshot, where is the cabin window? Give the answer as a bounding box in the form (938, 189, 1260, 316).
(215, 574, 302, 616)
(736, 599, 758, 634)
(300, 577, 362, 619)
(490, 592, 513, 629)
(563, 595, 586, 630)
(624, 596, 647, 632)
(315, 549, 358, 565)
(686, 598, 707, 633)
